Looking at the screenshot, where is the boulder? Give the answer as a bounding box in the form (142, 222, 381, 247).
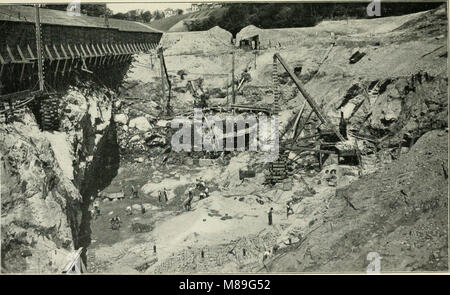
(132, 204, 143, 211)
(130, 135, 141, 142)
(114, 100, 122, 109)
(142, 203, 159, 211)
(198, 159, 215, 167)
(129, 117, 152, 132)
(114, 114, 128, 125)
(156, 120, 170, 128)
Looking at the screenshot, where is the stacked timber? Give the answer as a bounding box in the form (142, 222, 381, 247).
(40, 96, 59, 131)
(265, 151, 292, 185)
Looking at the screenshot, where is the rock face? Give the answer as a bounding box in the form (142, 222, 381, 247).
(1, 81, 120, 273)
(1, 115, 82, 273)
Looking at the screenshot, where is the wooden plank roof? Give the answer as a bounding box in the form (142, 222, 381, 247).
(0, 5, 163, 34)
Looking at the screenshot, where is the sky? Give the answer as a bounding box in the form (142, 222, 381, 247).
(107, 2, 194, 13)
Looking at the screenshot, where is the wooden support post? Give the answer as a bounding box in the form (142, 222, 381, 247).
(91, 44, 102, 65)
(118, 44, 124, 54)
(89, 45, 97, 66)
(112, 44, 119, 55)
(60, 44, 68, 59)
(115, 44, 123, 63)
(55, 59, 60, 80)
(122, 45, 128, 60)
(62, 59, 67, 76)
(126, 44, 133, 54)
(6, 44, 18, 63)
(80, 44, 87, 58)
(84, 44, 91, 57)
(19, 63, 25, 81)
(101, 44, 109, 65)
(67, 44, 75, 59)
(231, 51, 235, 105)
(96, 44, 104, 65)
(106, 44, 113, 64)
(0, 52, 6, 64)
(91, 44, 99, 57)
(118, 45, 125, 62)
(118, 46, 124, 62)
(158, 48, 166, 114)
(104, 44, 112, 65)
(35, 5, 44, 91)
(17, 45, 27, 62)
(45, 45, 54, 62)
(53, 44, 62, 60)
(101, 44, 108, 55)
(27, 44, 35, 59)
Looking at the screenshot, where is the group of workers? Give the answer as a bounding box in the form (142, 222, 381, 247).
(266, 200, 296, 226)
(110, 216, 121, 230)
(88, 185, 144, 229)
(184, 177, 210, 211)
(158, 188, 169, 203)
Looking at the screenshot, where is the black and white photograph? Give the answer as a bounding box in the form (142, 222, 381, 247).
(0, 1, 448, 275)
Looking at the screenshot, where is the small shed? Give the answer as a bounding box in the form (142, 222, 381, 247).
(236, 25, 262, 50)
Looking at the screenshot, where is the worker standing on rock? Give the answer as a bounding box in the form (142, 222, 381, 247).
(110, 216, 121, 230)
(93, 200, 100, 216)
(163, 188, 168, 203)
(267, 208, 274, 225)
(158, 190, 162, 203)
(286, 202, 294, 219)
(130, 185, 135, 199)
(184, 198, 192, 211)
(131, 185, 138, 199)
(339, 111, 348, 140)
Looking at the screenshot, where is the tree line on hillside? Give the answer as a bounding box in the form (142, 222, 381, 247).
(187, 2, 444, 35)
(43, 4, 183, 23)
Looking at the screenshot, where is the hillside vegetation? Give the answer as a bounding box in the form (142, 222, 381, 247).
(187, 2, 443, 35)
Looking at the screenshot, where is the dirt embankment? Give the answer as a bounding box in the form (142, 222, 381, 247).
(268, 130, 448, 272)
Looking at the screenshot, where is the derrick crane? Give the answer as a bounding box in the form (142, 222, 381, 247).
(265, 53, 359, 185)
(157, 47, 172, 115)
